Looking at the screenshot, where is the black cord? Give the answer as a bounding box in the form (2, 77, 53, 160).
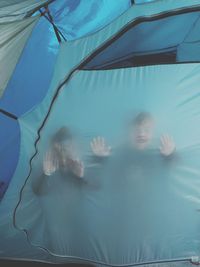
(39, 8, 66, 43)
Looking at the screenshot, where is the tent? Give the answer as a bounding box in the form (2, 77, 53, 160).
(1, 0, 200, 266)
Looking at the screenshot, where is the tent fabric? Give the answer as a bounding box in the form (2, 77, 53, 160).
(0, 16, 39, 98)
(177, 14, 200, 62)
(0, 0, 54, 22)
(0, 114, 20, 200)
(2, 0, 200, 266)
(0, 16, 58, 200)
(21, 0, 200, 137)
(0, 0, 131, 201)
(0, 16, 59, 116)
(83, 11, 200, 69)
(47, 0, 131, 40)
(134, 0, 157, 3)
(44, 0, 200, 94)
(14, 63, 200, 266)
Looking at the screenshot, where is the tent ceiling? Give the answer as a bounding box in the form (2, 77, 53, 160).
(44, 0, 131, 41)
(0, 0, 55, 22)
(1, 0, 200, 200)
(82, 10, 200, 70)
(0, 0, 131, 200)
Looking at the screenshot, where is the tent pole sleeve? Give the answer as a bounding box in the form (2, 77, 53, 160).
(40, 7, 66, 43)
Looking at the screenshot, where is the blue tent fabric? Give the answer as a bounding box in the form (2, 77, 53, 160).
(2, 0, 200, 266)
(0, 0, 131, 116)
(47, 0, 131, 40)
(0, 114, 20, 199)
(134, 0, 157, 4)
(0, 17, 58, 199)
(0, 17, 59, 117)
(0, 0, 131, 200)
(83, 11, 200, 69)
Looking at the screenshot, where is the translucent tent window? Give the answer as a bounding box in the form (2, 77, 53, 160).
(14, 61, 200, 265)
(82, 10, 200, 70)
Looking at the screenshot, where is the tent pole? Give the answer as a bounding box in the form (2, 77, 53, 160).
(40, 7, 66, 43)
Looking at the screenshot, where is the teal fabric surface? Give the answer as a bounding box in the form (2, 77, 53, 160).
(2, 1, 200, 266)
(0, 0, 53, 22)
(0, 16, 39, 97)
(12, 64, 200, 265)
(43, 0, 200, 106)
